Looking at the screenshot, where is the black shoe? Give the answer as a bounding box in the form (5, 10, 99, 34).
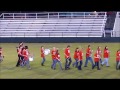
(61, 68, 64, 70)
(97, 68, 101, 70)
(67, 67, 70, 69)
(92, 66, 95, 69)
(84, 66, 87, 67)
(53, 68, 56, 70)
(65, 68, 68, 70)
(106, 66, 110, 67)
(41, 64, 44, 66)
(78, 68, 82, 70)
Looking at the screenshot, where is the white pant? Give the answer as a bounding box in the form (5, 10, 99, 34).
(102, 58, 109, 66)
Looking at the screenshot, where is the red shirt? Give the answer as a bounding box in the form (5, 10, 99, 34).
(18, 48, 22, 55)
(103, 49, 109, 58)
(0, 49, 2, 56)
(21, 48, 25, 57)
(97, 49, 102, 58)
(51, 50, 56, 60)
(97, 49, 102, 54)
(86, 48, 91, 57)
(79, 50, 83, 61)
(116, 52, 120, 61)
(23, 49, 29, 60)
(74, 51, 80, 59)
(74, 51, 78, 59)
(55, 53, 60, 61)
(94, 52, 100, 62)
(65, 48, 70, 59)
(41, 48, 45, 58)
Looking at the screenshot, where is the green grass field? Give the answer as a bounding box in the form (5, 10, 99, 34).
(0, 43, 120, 79)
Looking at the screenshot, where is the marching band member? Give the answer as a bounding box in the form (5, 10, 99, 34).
(93, 49, 101, 70)
(22, 46, 31, 69)
(72, 48, 79, 68)
(64, 45, 72, 70)
(0, 47, 4, 63)
(51, 47, 56, 69)
(53, 49, 63, 70)
(116, 49, 120, 70)
(101, 46, 110, 67)
(77, 48, 83, 70)
(41, 46, 46, 66)
(84, 45, 95, 69)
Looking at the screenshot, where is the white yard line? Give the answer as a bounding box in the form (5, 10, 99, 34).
(51, 71, 62, 79)
(0, 66, 16, 72)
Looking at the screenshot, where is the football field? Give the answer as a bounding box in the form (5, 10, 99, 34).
(0, 43, 120, 79)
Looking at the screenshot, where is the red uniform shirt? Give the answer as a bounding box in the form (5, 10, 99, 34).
(74, 51, 80, 59)
(21, 48, 25, 57)
(23, 49, 29, 60)
(65, 48, 70, 59)
(103, 49, 109, 58)
(18, 48, 22, 55)
(97, 49, 102, 58)
(116, 52, 120, 61)
(97, 48, 102, 55)
(74, 51, 78, 59)
(86, 48, 91, 57)
(79, 50, 83, 61)
(51, 50, 56, 60)
(94, 52, 100, 62)
(0, 49, 2, 56)
(55, 53, 60, 61)
(41, 48, 45, 58)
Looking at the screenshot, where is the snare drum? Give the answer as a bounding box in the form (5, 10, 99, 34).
(44, 49, 50, 55)
(29, 57, 34, 61)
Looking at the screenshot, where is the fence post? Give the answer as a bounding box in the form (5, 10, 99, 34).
(104, 31, 105, 37)
(36, 13, 37, 19)
(84, 12, 85, 18)
(25, 13, 26, 19)
(58, 12, 59, 19)
(71, 12, 72, 18)
(3, 13, 4, 19)
(13, 13, 14, 19)
(48, 13, 49, 19)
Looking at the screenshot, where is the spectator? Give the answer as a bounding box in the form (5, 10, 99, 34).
(93, 11, 98, 17)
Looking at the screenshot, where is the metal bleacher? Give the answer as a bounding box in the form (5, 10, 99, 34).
(0, 12, 107, 37)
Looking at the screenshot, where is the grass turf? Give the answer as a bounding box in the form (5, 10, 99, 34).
(0, 43, 120, 79)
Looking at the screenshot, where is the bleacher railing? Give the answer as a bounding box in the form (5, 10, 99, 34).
(0, 30, 118, 37)
(0, 12, 107, 19)
(0, 12, 108, 37)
